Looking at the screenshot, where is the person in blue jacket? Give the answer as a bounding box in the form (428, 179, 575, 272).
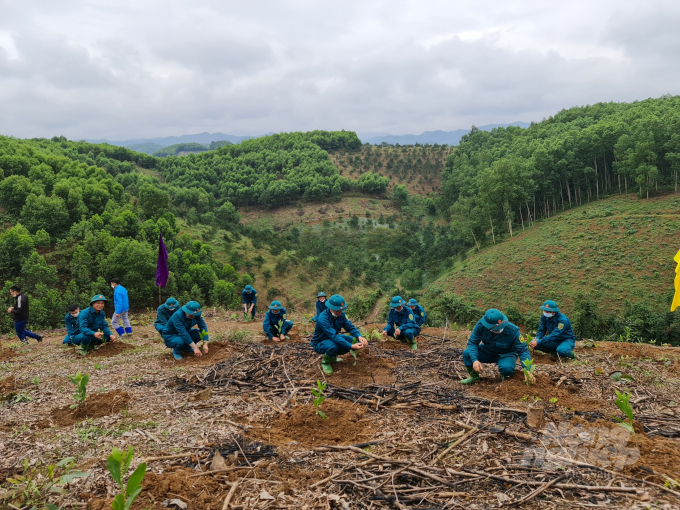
(242, 285, 257, 322)
(381, 296, 420, 350)
(311, 292, 327, 322)
(63, 304, 84, 345)
(110, 278, 132, 339)
(154, 297, 181, 334)
(461, 309, 534, 384)
(263, 301, 294, 342)
(78, 295, 114, 355)
(529, 300, 577, 359)
(161, 301, 210, 360)
(407, 298, 427, 327)
(311, 294, 367, 375)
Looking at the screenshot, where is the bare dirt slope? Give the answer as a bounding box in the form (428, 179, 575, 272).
(1, 314, 679, 509)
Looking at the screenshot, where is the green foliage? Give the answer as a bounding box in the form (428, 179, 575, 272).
(392, 184, 409, 204)
(613, 389, 635, 434)
(210, 280, 238, 308)
(5, 456, 88, 507)
(153, 142, 210, 157)
(522, 358, 535, 386)
(33, 228, 51, 248)
(68, 371, 89, 408)
(356, 172, 389, 193)
(107, 446, 147, 510)
(311, 380, 327, 418)
(138, 184, 170, 218)
(346, 289, 382, 320)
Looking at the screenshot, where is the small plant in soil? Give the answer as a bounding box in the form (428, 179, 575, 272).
(7, 457, 88, 508)
(549, 397, 558, 405)
(107, 446, 147, 510)
(522, 358, 535, 386)
(350, 337, 361, 366)
(311, 380, 327, 418)
(68, 371, 89, 409)
(613, 389, 635, 435)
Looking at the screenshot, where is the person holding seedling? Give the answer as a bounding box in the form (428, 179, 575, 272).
(528, 300, 577, 359)
(311, 294, 367, 375)
(407, 298, 427, 327)
(63, 304, 83, 345)
(241, 285, 257, 322)
(161, 301, 209, 360)
(263, 300, 295, 342)
(154, 297, 181, 334)
(461, 308, 534, 384)
(382, 296, 420, 350)
(110, 278, 132, 340)
(78, 295, 114, 355)
(312, 292, 327, 322)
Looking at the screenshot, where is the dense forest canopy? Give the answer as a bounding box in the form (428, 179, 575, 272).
(155, 130, 363, 207)
(439, 95, 680, 249)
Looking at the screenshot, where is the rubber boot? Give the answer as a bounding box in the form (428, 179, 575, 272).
(409, 340, 417, 350)
(460, 366, 480, 385)
(321, 354, 334, 375)
(173, 350, 183, 360)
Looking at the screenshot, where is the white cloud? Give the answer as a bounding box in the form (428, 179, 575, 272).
(0, 0, 679, 139)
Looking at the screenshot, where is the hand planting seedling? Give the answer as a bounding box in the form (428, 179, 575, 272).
(613, 389, 635, 435)
(311, 380, 327, 418)
(350, 337, 360, 365)
(107, 446, 147, 510)
(522, 358, 535, 386)
(69, 371, 89, 408)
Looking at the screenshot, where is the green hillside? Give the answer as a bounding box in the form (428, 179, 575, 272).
(424, 193, 680, 344)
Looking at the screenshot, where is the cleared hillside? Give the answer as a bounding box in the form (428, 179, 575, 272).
(427, 193, 680, 317)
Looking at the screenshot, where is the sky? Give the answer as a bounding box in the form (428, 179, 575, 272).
(1, 0, 679, 140)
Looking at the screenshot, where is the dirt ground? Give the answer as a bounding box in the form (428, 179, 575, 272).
(0, 315, 679, 509)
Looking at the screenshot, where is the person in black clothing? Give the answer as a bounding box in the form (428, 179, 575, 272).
(7, 285, 43, 345)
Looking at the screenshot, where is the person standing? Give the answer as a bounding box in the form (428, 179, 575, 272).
(110, 278, 132, 339)
(7, 285, 43, 345)
(241, 285, 257, 322)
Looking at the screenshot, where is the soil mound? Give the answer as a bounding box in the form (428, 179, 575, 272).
(0, 348, 17, 362)
(325, 350, 396, 388)
(591, 341, 680, 360)
(257, 399, 373, 447)
(38, 389, 130, 428)
(85, 468, 227, 510)
(66, 341, 137, 358)
(161, 341, 232, 366)
(466, 372, 606, 411)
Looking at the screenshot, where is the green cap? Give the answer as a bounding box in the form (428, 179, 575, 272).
(182, 301, 203, 316)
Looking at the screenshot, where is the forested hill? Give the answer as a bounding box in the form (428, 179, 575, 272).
(438, 95, 680, 250)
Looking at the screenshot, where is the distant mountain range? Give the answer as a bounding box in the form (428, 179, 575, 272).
(85, 132, 271, 154)
(85, 123, 530, 155)
(358, 122, 530, 145)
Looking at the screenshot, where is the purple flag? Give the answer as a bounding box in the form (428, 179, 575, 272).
(156, 233, 169, 288)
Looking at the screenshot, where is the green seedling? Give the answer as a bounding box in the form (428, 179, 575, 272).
(613, 389, 635, 435)
(94, 363, 102, 370)
(107, 446, 147, 510)
(549, 397, 558, 405)
(199, 329, 209, 342)
(522, 358, 535, 386)
(311, 380, 327, 418)
(69, 371, 89, 408)
(350, 337, 359, 366)
(32, 376, 40, 386)
(8, 457, 88, 508)
(243, 312, 249, 322)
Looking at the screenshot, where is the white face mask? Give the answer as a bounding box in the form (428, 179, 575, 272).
(543, 312, 555, 318)
(330, 310, 342, 317)
(493, 328, 504, 334)
(111, 285, 115, 289)
(70, 311, 80, 318)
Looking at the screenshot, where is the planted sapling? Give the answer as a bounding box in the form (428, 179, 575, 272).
(107, 446, 147, 510)
(69, 371, 89, 408)
(613, 389, 635, 435)
(522, 358, 535, 386)
(311, 380, 327, 418)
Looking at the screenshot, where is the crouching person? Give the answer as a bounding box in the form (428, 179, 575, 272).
(381, 296, 420, 350)
(78, 295, 114, 355)
(311, 295, 367, 375)
(161, 301, 209, 360)
(529, 300, 576, 360)
(154, 297, 181, 334)
(311, 292, 327, 322)
(461, 308, 534, 384)
(63, 304, 84, 345)
(263, 301, 294, 342)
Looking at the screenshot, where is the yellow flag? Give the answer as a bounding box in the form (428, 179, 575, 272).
(672, 249, 680, 312)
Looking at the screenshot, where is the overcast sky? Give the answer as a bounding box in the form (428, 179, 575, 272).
(1, 0, 679, 140)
